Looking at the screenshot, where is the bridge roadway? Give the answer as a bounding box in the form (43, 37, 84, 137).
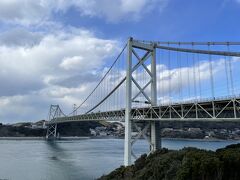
(48, 96, 240, 124)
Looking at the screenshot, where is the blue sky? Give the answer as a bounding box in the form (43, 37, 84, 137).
(51, 0, 240, 41)
(0, 0, 239, 123)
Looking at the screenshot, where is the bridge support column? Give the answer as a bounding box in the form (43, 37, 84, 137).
(150, 121, 161, 151)
(46, 105, 62, 140)
(46, 124, 57, 140)
(124, 37, 160, 166)
(124, 37, 133, 166)
(150, 46, 161, 151)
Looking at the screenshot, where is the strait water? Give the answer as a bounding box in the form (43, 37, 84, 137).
(0, 138, 239, 180)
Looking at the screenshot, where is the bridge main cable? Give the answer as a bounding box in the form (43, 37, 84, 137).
(156, 45, 240, 57)
(136, 40, 240, 46)
(85, 77, 126, 114)
(67, 39, 240, 116)
(69, 43, 127, 116)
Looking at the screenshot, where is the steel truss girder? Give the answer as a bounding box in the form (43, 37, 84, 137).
(130, 98, 240, 121)
(48, 97, 240, 124)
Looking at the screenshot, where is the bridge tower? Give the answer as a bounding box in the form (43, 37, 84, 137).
(124, 37, 161, 166)
(46, 105, 61, 140)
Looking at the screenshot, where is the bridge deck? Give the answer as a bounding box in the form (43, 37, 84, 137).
(47, 97, 240, 124)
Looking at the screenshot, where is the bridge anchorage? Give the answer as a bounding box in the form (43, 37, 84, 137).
(46, 37, 240, 166)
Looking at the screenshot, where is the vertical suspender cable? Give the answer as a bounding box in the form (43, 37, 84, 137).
(208, 44, 215, 98)
(224, 49, 230, 96)
(117, 54, 119, 111)
(159, 49, 161, 105)
(160, 50, 164, 104)
(136, 50, 139, 108)
(161, 49, 164, 104)
(158, 50, 161, 104)
(186, 53, 190, 98)
(197, 53, 202, 99)
(227, 44, 234, 96)
(168, 43, 171, 103)
(192, 44, 197, 101)
(177, 44, 181, 102)
(178, 43, 183, 102)
(104, 72, 106, 112)
(108, 68, 110, 111)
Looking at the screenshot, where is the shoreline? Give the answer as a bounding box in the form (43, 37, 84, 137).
(0, 136, 239, 141)
(162, 137, 240, 142)
(0, 137, 45, 140)
(0, 136, 90, 140)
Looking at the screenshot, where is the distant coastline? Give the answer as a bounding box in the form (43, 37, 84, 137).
(0, 137, 45, 140)
(2, 120, 240, 140)
(0, 136, 90, 140)
(0, 136, 240, 142)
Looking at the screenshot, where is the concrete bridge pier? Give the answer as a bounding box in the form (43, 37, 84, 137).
(150, 121, 161, 151)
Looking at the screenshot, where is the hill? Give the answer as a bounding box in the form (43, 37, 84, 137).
(99, 144, 240, 180)
(0, 121, 103, 137)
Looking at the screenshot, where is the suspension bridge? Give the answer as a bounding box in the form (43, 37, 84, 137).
(46, 37, 240, 166)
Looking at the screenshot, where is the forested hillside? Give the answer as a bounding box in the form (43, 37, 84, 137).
(99, 144, 240, 180)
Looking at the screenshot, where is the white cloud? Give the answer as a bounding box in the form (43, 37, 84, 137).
(126, 57, 240, 106)
(1, 35, 240, 122)
(156, 58, 240, 104)
(63, 0, 168, 22)
(0, 0, 51, 25)
(0, 0, 168, 25)
(1, 0, 239, 123)
(59, 37, 116, 70)
(0, 28, 43, 47)
(75, 56, 240, 114)
(0, 28, 119, 94)
(0, 28, 120, 122)
(60, 56, 84, 70)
